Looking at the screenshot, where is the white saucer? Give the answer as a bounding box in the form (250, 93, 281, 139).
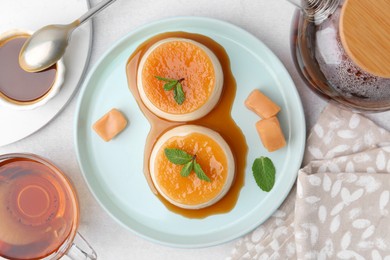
(0, 0, 92, 147)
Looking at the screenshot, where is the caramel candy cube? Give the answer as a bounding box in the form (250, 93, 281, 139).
(93, 109, 127, 142)
(256, 117, 286, 152)
(245, 90, 281, 119)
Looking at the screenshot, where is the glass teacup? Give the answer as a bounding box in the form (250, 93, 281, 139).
(0, 153, 96, 260)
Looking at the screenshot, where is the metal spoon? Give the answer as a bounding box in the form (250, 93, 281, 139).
(19, 0, 117, 72)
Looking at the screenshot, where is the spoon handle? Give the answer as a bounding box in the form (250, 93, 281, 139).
(77, 0, 118, 25)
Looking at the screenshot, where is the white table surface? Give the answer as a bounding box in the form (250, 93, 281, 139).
(2, 0, 390, 259)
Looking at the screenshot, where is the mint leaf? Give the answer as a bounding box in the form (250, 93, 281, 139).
(181, 161, 193, 177)
(164, 148, 211, 182)
(174, 82, 185, 105)
(164, 81, 178, 91)
(173, 86, 178, 102)
(155, 75, 186, 105)
(194, 162, 211, 182)
(252, 157, 275, 192)
(155, 76, 176, 82)
(164, 148, 193, 165)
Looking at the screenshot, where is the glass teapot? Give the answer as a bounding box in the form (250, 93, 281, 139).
(290, 0, 390, 112)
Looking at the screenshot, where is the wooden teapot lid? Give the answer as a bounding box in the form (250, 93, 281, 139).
(340, 0, 390, 78)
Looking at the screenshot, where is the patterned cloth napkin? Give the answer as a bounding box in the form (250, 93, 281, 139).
(228, 104, 390, 259)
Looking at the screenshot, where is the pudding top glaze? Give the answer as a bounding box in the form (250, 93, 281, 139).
(150, 125, 235, 209)
(126, 32, 248, 218)
(137, 37, 223, 121)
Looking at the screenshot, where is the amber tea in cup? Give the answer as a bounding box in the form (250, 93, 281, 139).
(0, 154, 95, 260)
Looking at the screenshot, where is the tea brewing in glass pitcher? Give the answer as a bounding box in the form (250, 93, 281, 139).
(290, 0, 390, 111)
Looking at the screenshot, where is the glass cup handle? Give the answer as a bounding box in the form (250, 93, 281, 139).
(64, 232, 97, 259)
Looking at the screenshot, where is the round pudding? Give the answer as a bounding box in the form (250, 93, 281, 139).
(150, 125, 235, 209)
(137, 38, 223, 121)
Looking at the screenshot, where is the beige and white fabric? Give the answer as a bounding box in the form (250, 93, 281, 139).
(229, 104, 390, 259)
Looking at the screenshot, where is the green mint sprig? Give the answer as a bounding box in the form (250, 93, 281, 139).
(164, 148, 211, 182)
(252, 156, 275, 192)
(155, 76, 185, 105)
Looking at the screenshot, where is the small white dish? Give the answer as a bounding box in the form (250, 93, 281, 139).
(0, 0, 92, 147)
(0, 29, 65, 111)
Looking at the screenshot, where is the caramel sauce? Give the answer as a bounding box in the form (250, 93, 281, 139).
(0, 35, 57, 104)
(126, 32, 248, 218)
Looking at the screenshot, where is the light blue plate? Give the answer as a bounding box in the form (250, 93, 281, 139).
(74, 17, 305, 248)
